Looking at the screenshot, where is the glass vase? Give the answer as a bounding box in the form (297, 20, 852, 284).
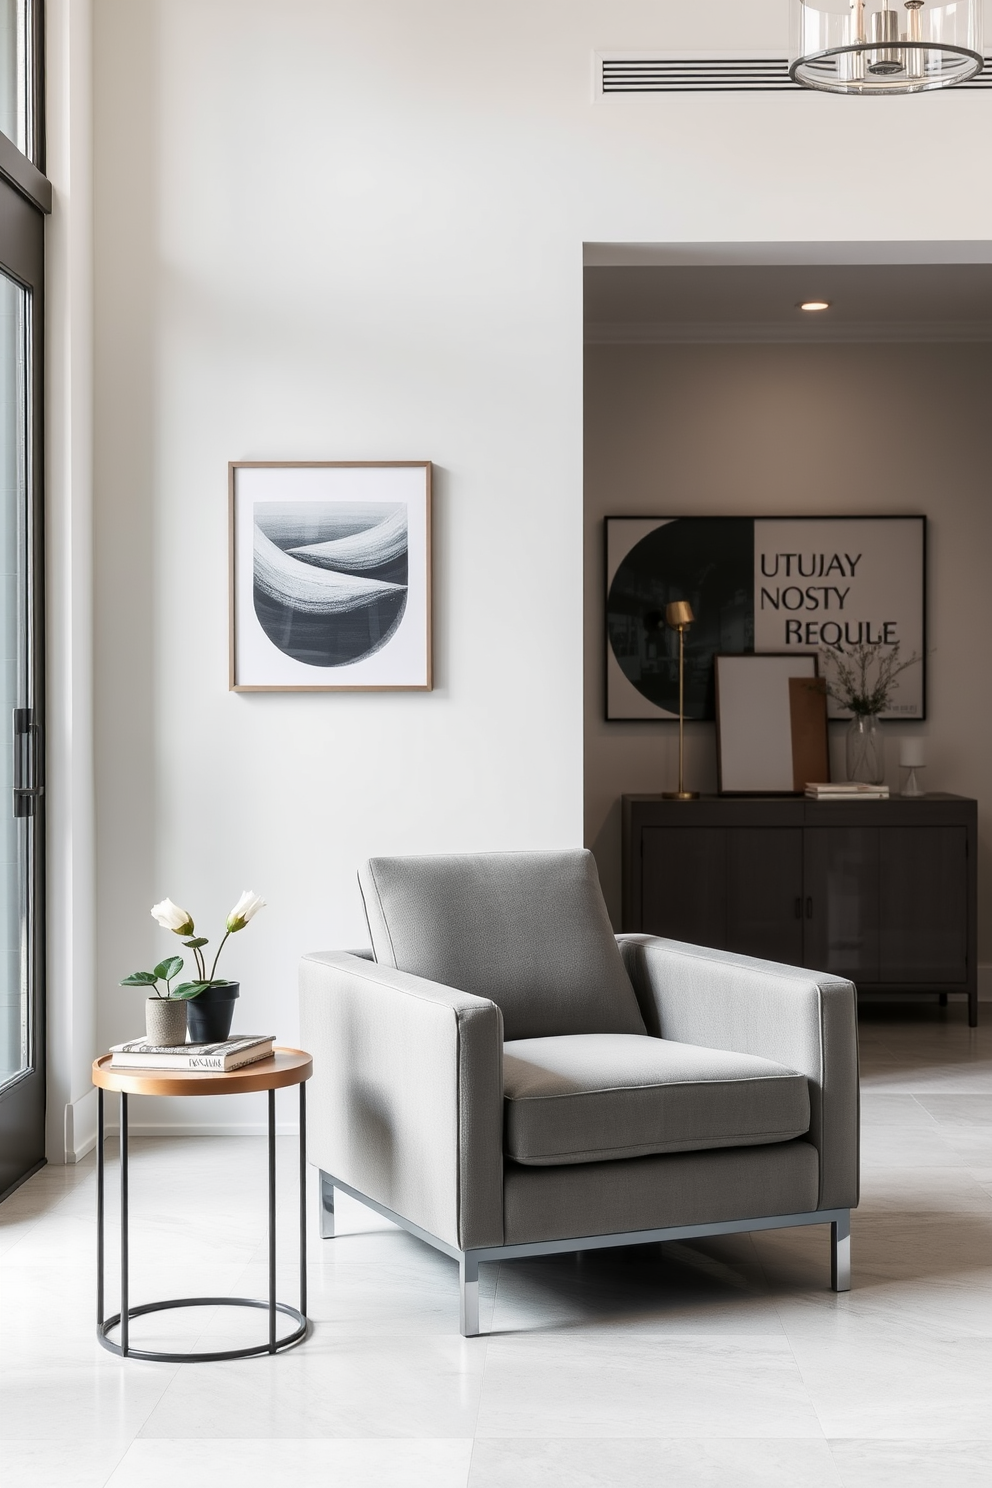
(846, 714, 884, 785)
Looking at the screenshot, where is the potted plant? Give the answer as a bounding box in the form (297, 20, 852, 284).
(820, 642, 920, 784)
(121, 890, 266, 1044)
(120, 954, 189, 1047)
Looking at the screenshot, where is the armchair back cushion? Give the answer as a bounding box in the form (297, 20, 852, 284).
(359, 850, 646, 1041)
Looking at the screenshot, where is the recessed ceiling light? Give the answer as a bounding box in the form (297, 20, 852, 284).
(799, 300, 831, 312)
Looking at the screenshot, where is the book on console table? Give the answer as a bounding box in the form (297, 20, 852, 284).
(110, 1036, 276, 1071)
(805, 782, 890, 800)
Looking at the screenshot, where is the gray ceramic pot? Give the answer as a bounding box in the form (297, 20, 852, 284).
(145, 996, 187, 1047)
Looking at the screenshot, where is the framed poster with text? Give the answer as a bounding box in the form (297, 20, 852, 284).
(605, 515, 925, 721)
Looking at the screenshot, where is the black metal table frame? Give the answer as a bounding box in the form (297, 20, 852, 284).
(96, 1081, 309, 1362)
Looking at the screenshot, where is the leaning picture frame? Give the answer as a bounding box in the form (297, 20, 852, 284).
(714, 653, 820, 795)
(229, 461, 432, 692)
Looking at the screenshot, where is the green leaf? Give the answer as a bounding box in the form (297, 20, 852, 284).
(153, 956, 184, 981)
(173, 980, 214, 1000)
(183, 937, 209, 948)
(119, 971, 158, 986)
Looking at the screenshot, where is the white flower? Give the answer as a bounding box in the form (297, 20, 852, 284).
(151, 898, 195, 936)
(226, 890, 266, 933)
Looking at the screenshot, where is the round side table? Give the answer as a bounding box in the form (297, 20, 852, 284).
(92, 1048, 312, 1363)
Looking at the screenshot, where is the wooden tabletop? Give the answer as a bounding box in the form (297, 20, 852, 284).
(92, 1048, 312, 1097)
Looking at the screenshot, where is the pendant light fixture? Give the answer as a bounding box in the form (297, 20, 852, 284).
(790, 0, 983, 93)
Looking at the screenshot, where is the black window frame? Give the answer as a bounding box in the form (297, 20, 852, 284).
(0, 0, 48, 1198)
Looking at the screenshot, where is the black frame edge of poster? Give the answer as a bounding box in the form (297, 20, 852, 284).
(603, 514, 928, 724)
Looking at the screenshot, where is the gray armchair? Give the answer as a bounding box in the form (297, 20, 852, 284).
(299, 849, 859, 1335)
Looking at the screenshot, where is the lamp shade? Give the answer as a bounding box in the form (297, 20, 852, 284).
(899, 738, 926, 768)
(790, 0, 983, 94)
(665, 600, 694, 627)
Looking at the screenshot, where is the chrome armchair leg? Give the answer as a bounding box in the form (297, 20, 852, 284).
(459, 1254, 480, 1337)
(319, 1170, 336, 1239)
(831, 1210, 851, 1292)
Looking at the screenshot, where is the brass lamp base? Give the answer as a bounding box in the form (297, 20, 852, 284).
(663, 601, 697, 801)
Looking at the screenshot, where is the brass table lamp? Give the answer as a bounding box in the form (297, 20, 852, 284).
(662, 600, 699, 801)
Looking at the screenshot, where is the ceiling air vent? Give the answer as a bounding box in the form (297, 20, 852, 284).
(597, 51, 992, 94)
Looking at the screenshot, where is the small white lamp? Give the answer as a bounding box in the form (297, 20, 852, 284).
(899, 739, 926, 797)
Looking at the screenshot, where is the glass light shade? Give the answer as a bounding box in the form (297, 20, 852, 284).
(790, 0, 983, 94)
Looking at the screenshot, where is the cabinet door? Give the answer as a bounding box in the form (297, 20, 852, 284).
(804, 828, 880, 982)
(726, 828, 804, 964)
(879, 826, 968, 984)
(642, 827, 726, 948)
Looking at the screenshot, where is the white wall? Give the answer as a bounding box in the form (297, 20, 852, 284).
(77, 1, 992, 1134)
(46, 0, 97, 1160)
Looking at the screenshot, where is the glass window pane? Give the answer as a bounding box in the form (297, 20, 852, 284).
(0, 0, 30, 157)
(0, 267, 28, 1088)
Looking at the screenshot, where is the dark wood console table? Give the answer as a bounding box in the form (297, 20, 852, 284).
(622, 794, 978, 1026)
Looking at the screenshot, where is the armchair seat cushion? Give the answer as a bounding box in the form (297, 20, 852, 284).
(502, 1034, 811, 1166)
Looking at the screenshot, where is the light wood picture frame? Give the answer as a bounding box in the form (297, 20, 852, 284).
(229, 461, 432, 692)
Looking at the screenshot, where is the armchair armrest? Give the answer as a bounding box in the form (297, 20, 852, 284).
(617, 935, 859, 1211)
(299, 951, 504, 1249)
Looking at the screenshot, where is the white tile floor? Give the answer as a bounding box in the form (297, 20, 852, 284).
(2, 1003, 992, 1487)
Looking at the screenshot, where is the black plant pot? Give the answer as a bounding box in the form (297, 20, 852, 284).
(186, 981, 240, 1043)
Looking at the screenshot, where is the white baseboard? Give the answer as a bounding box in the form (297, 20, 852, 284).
(64, 1088, 99, 1162)
(100, 1121, 301, 1138)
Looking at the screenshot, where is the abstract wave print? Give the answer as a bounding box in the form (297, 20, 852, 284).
(253, 501, 408, 667)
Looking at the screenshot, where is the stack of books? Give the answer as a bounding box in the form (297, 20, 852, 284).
(109, 1035, 276, 1071)
(805, 782, 890, 801)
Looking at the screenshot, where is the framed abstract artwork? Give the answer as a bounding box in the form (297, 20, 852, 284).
(229, 461, 432, 692)
(605, 515, 925, 722)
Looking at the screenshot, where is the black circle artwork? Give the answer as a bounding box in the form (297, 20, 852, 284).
(253, 502, 409, 667)
(607, 518, 754, 719)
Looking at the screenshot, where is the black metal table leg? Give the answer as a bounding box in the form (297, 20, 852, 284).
(268, 1087, 276, 1353)
(96, 1066, 310, 1363)
(96, 1088, 104, 1330)
(299, 1081, 307, 1319)
(120, 1092, 129, 1356)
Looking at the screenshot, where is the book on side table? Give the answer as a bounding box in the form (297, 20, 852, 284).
(110, 1035, 276, 1072)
